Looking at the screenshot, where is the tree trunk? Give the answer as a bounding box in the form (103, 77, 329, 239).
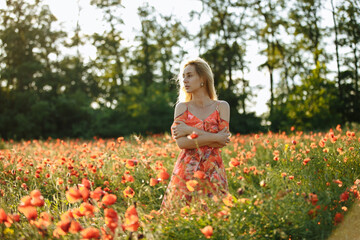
(331, 0, 344, 121)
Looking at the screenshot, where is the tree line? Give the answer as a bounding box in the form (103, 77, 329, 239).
(0, 0, 359, 140)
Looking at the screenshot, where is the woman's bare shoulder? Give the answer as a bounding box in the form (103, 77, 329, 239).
(174, 102, 188, 119)
(217, 100, 230, 122)
(217, 100, 230, 110)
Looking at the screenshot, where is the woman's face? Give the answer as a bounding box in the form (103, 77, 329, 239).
(182, 65, 203, 93)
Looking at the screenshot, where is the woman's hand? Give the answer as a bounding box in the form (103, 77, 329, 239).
(214, 128, 230, 146)
(172, 121, 191, 139)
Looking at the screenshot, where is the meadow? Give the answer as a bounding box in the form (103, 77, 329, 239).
(0, 125, 359, 240)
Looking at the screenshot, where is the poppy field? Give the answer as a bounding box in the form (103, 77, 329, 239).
(0, 125, 360, 239)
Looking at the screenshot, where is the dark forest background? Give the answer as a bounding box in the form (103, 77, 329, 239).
(0, 0, 359, 140)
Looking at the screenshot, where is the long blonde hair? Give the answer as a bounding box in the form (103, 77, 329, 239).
(177, 57, 218, 103)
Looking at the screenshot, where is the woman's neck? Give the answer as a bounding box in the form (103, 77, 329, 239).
(191, 91, 214, 108)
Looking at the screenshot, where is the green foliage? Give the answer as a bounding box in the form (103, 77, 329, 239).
(0, 0, 360, 139)
(271, 64, 341, 131)
(0, 127, 359, 239)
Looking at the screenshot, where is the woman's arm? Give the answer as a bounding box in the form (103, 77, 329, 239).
(172, 101, 230, 139)
(171, 101, 230, 149)
(175, 128, 229, 149)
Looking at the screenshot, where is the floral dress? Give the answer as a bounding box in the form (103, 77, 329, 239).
(161, 102, 229, 209)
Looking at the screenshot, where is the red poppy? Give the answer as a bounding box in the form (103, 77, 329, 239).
(81, 227, 100, 239)
(309, 193, 318, 206)
(79, 202, 97, 217)
(334, 212, 344, 225)
(0, 209, 7, 223)
(18, 200, 37, 221)
(122, 174, 135, 183)
(123, 186, 135, 198)
(229, 158, 240, 167)
(340, 191, 349, 202)
(157, 170, 170, 181)
(222, 194, 234, 207)
(150, 178, 159, 186)
(122, 205, 139, 232)
(90, 187, 105, 201)
(104, 208, 118, 232)
(81, 178, 91, 189)
(187, 131, 199, 139)
(333, 179, 343, 187)
(33, 212, 52, 230)
(66, 187, 82, 203)
(102, 194, 117, 206)
(201, 226, 213, 239)
(302, 158, 311, 165)
(69, 220, 83, 233)
(79, 186, 90, 202)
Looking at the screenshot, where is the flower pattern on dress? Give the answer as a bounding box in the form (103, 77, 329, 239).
(161, 103, 229, 209)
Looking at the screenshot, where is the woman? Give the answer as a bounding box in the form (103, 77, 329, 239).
(161, 57, 231, 210)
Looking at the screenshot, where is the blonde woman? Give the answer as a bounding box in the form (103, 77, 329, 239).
(161, 57, 231, 209)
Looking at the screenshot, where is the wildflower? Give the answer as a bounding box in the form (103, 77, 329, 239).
(333, 179, 343, 187)
(340, 191, 349, 202)
(72, 208, 84, 218)
(150, 178, 159, 186)
(123, 186, 135, 198)
(90, 187, 105, 201)
(302, 158, 311, 165)
(260, 180, 266, 187)
(0, 209, 7, 223)
(53, 220, 70, 237)
(122, 174, 134, 183)
(229, 158, 240, 167)
(66, 187, 82, 203)
(334, 213, 344, 225)
(201, 226, 213, 239)
(69, 220, 83, 233)
(122, 205, 140, 232)
(0, 209, 13, 227)
(336, 124, 342, 132)
(222, 194, 234, 207)
(81, 227, 100, 239)
(319, 139, 326, 148)
(186, 180, 198, 192)
(18, 196, 37, 221)
(30, 190, 45, 207)
(309, 193, 318, 206)
(79, 202, 97, 217)
(126, 159, 138, 168)
(33, 212, 52, 230)
(102, 194, 117, 206)
(187, 131, 199, 139)
(104, 208, 118, 232)
(157, 170, 170, 181)
(56, 178, 64, 185)
(81, 178, 91, 189)
(194, 170, 206, 179)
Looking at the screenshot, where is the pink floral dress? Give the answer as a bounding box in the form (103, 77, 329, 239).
(161, 102, 229, 209)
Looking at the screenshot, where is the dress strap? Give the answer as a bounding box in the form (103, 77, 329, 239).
(216, 101, 220, 111)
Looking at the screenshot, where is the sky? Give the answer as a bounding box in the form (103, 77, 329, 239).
(0, 0, 275, 116)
